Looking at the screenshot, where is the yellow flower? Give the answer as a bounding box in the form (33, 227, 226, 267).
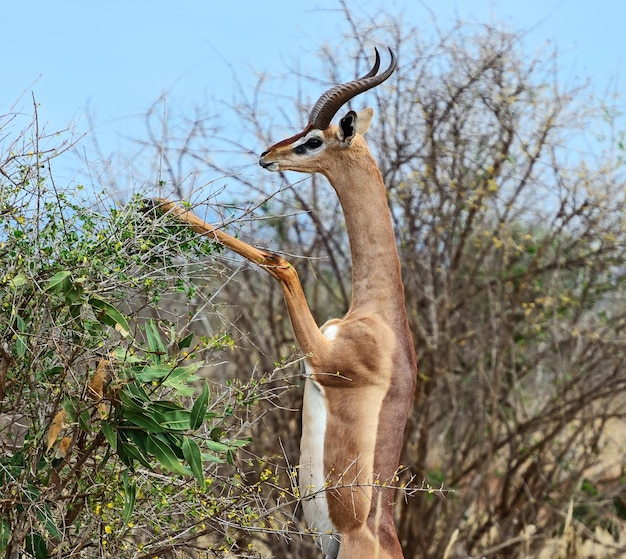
(104, 525, 112, 534)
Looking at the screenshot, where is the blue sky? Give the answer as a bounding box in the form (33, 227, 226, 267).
(2, 0, 624, 184)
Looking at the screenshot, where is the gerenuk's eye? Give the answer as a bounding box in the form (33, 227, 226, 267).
(294, 136, 324, 155)
(305, 137, 323, 149)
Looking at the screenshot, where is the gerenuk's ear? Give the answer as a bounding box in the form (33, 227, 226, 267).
(338, 108, 375, 144)
(355, 107, 374, 134)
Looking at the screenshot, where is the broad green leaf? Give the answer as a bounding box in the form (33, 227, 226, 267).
(162, 432, 185, 459)
(78, 409, 91, 432)
(226, 438, 251, 448)
(15, 314, 27, 358)
(122, 469, 137, 524)
(210, 427, 225, 441)
(44, 270, 71, 292)
(123, 411, 163, 433)
(164, 383, 196, 397)
(146, 434, 190, 476)
(0, 517, 9, 550)
(112, 347, 144, 364)
(162, 364, 201, 396)
(177, 332, 194, 350)
(145, 320, 166, 358)
(190, 381, 210, 430)
(24, 532, 49, 559)
(150, 400, 186, 412)
(182, 437, 204, 487)
(133, 364, 172, 382)
(152, 408, 191, 431)
(205, 440, 230, 453)
(119, 390, 148, 414)
(201, 452, 224, 464)
(116, 442, 133, 467)
(41, 365, 64, 379)
(9, 272, 27, 288)
(124, 429, 150, 459)
(64, 284, 84, 305)
(125, 381, 151, 402)
(16, 336, 28, 360)
(62, 397, 78, 421)
(37, 503, 61, 539)
(101, 422, 116, 450)
(117, 436, 152, 469)
(88, 297, 130, 337)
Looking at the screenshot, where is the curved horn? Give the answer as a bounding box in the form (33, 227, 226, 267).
(308, 47, 396, 130)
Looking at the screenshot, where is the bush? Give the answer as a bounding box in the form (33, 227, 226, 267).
(0, 104, 296, 558)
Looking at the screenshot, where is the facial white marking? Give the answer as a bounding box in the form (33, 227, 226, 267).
(292, 131, 326, 156)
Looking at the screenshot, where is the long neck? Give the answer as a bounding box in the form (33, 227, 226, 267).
(323, 142, 405, 317)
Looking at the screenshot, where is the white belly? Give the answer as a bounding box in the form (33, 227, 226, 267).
(300, 373, 340, 557)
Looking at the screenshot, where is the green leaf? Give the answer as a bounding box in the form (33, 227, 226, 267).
(41, 365, 64, 379)
(122, 428, 150, 455)
(161, 432, 185, 459)
(190, 381, 210, 430)
(177, 332, 194, 350)
(88, 297, 130, 337)
(24, 532, 49, 559)
(182, 437, 205, 487)
(122, 469, 137, 525)
(117, 435, 152, 469)
(145, 320, 167, 357)
(9, 272, 27, 288)
(0, 517, 9, 550)
(78, 409, 91, 432)
(227, 437, 251, 448)
(37, 503, 61, 539)
(161, 364, 201, 396)
(44, 270, 71, 293)
(112, 347, 144, 364)
(205, 440, 230, 453)
(150, 400, 186, 412)
(125, 381, 151, 403)
(101, 422, 117, 451)
(152, 408, 191, 431)
(201, 452, 224, 464)
(146, 434, 190, 476)
(119, 390, 148, 414)
(69, 303, 82, 320)
(210, 427, 225, 441)
(64, 284, 84, 305)
(15, 314, 27, 358)
(133, 364, 172, 382)
(123, 411, 164, 433)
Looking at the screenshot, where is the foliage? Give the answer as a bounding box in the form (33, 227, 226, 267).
(0, 104, 296, 558)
